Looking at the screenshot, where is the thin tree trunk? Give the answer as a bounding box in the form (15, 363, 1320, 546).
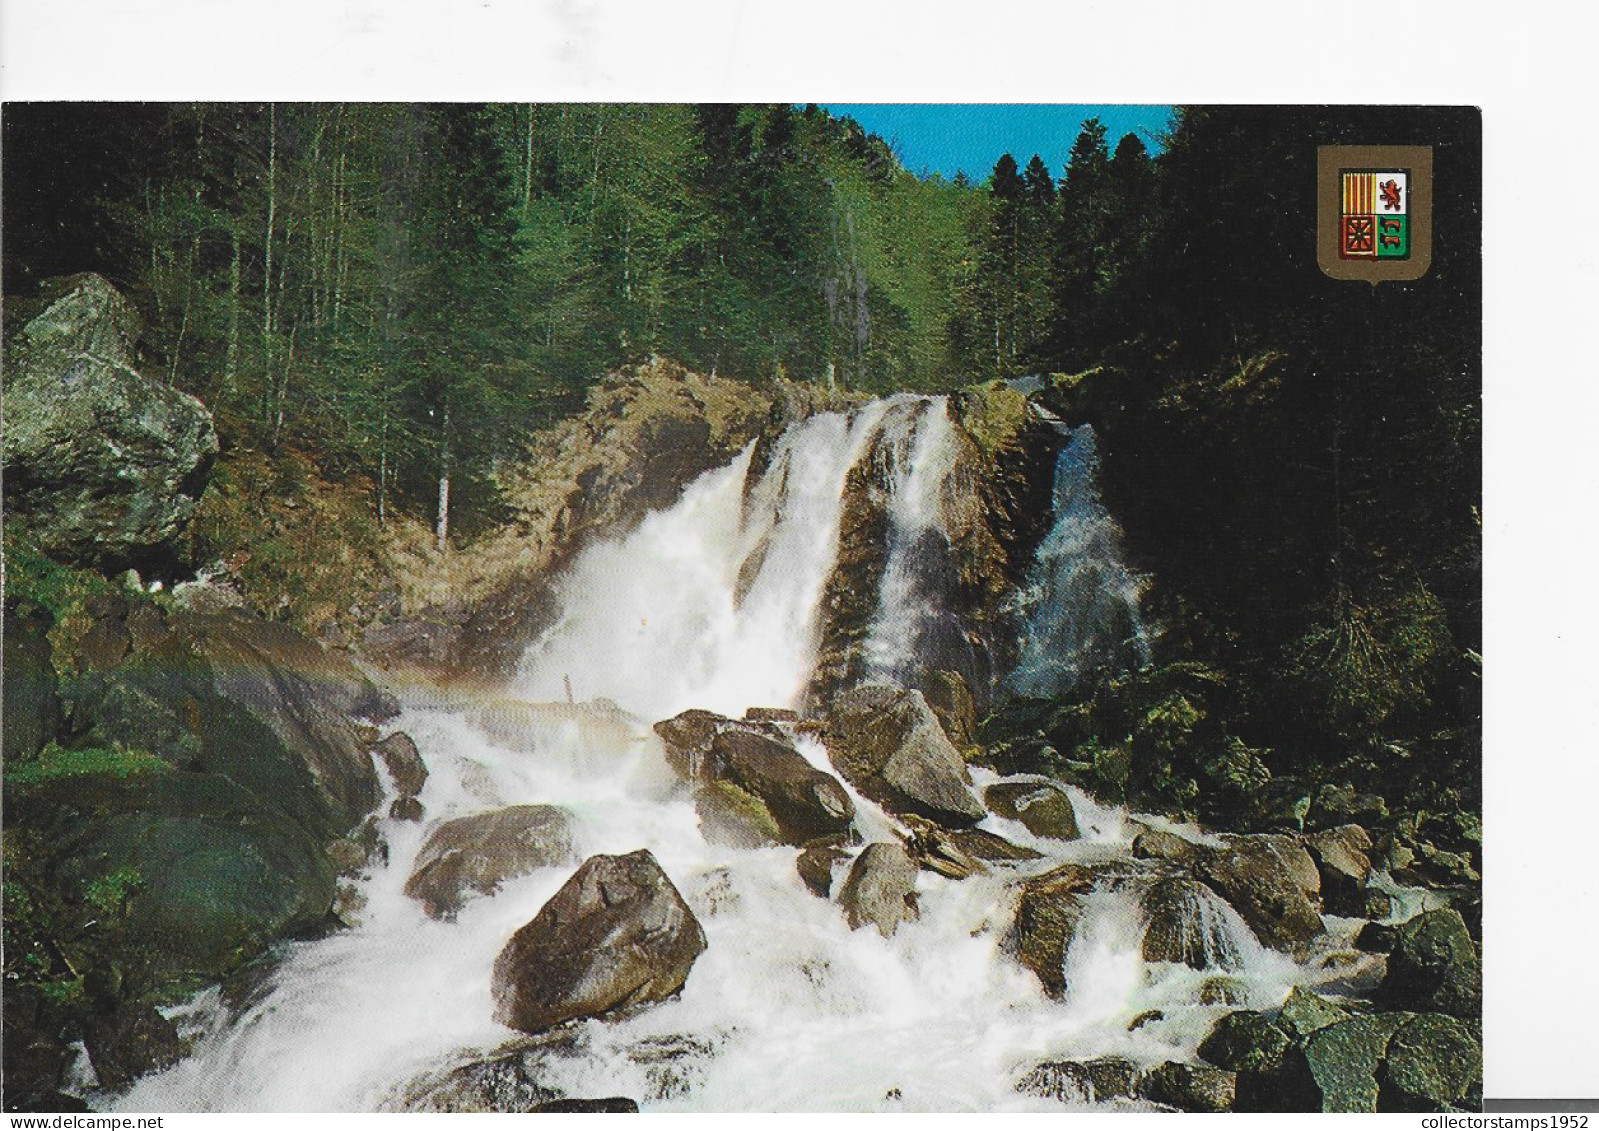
(435, 402, 451, 552)
(524, 103, 536, 215)
(263, 102, 278, 430)
(226, 227, 241, 392)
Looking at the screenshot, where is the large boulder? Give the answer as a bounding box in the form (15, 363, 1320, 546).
(3, 599, 62, 763)
(372, 731, 428, 797)
(1377, 1013, 1482, 1111)
(983, 779, 1079, 840)
(836, 842, 920, 937)
(1140, 877, 1241, 969)
(822, 684, 986, 827)
(1376, 908, 1481, 1020)
(1303, 1013, 1413, 1112)
(3, 274, 218, 569)
(1199, 1011, 1293, 1075)
(653, 710, 854, 848)
(1195, 834, 1324, 949)
(492, 850, 707, 1034)
(72, 608, 396, 838)
(404, 806, 578, 919)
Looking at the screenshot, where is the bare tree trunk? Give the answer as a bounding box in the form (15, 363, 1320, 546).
(524, 103, 536, 215)
(225, 227, 241, 392)
(435, 402, 451, 552)
(262, 102, 278, 428)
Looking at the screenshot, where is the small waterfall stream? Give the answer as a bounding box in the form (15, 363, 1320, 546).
(111, 396, 1371, 1113)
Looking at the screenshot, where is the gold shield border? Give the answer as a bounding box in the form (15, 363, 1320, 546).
(1317, 145, 1433, 283)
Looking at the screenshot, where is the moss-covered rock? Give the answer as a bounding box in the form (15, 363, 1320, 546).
(1304, 1013, 1413, 1112)
(1377, 908, 1481, 1020)
(1378, 1013, 1482, 1111)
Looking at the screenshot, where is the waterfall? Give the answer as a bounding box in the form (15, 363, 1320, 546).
(1006, 424, 1152, 699)
(111, 396, 1348, 1114)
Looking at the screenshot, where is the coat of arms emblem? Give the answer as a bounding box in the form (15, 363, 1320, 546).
(1318, 146, 1433, 282)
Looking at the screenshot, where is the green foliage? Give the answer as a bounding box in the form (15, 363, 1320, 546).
(85, 866, 145, 917)
(4, 742, 169, 786)
(2, 533, 118, 670)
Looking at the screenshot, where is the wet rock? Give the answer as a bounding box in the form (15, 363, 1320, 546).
(701, 729, 853, 846)
(1129, 825, 1202, 866)
(923, 668, 977, 749)
(1199, 1011, 1292, 1075)
(837, 842, 920, 938)
(1278, 986, 1353, 1037)
(1364, 890, 1394, 920)
(82, 1001, 183, 1093)
(1196, 833, 1324, 950)
(1306, 824, 1374, 917)
(1140, 877, 1238, 969)
(1378, 1013, 1482, 1111)
(399, 1048, 562, 1112)
(796, 842, 850, 898)
(984, 780, 1079, 840)
(493, 850, 707, 1034)
(1006, 863, 1100, 998)
(390, 796, 425, 822)
(4, 273, 218, 569)
(653, 709, 729, 777)
(1138, 1061, 1236, 1112)
(1304, 1013, 1412, 1112)
(1376, 908, 1481, 1020)
(1356, 920, 1399, 953)
(939, 827, 1043, 864)
(373, 731, 428, 797)
(530, 1098, 639, 1112)
(1128, 1010, 1164, 1031)
(1018, 1057, 1138, 1103)
(3, 599, 62, 763)
(744, 706, 799, 724)
(624, 1033, 714, 1101)
(823, 684, 986, 827)
(405, 806, 578, 919)
(1200, 976, 1248, 1005)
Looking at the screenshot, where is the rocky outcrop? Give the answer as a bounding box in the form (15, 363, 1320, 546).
(653, 710, 854, 848)
(72, 608, 396, 838)
(1195, 834, 1323, 950)
(984, 780, 1079, 840)
(492, 850, 707, 1034)
(836, 842, 920, 937)
(822, 684, 985, 827)
(404, 806, 578, 919)
(3, 274, 218, 569)
(1375, 908, 1481, 1020)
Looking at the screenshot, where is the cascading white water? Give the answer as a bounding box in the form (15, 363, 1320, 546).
(112, 398, 1361, 1114)
(1007, 424, 1152, 699)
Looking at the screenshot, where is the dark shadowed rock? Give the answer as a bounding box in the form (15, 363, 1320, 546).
(3, 599, 61, 763)
(1196, 834, 1323, 949)
(796, 842, 850, 898)
(373, 731, 428, 797)
(405, 806, 578, 919)
(837, 842, 920, 937)
(1005, 863, 1100, 998)
(1137, 1061, 1236, 1112)
(74, 611, 132, 673)
(4, 274, 218, 569)
(1376, 908, 1481, 1020)
(530, 1098, 639, 1112)
(823, 684, 985, 827)
(397, 1047, 562, 1112)
(653, 709, 727, 777)
(1018, 1057, 1138, 1103)
(1306, 824, 1374, 917)
(984, 780, 1079, 840)
(493, 850, 707, 1034)
(82, 1001, 183, 1092)
(1356, 921, 1399, 953)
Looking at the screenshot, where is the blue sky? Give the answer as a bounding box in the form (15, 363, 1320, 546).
(817, 104, 1175, 183)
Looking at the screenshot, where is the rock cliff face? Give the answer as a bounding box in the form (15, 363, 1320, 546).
(4, 274, 218, 570)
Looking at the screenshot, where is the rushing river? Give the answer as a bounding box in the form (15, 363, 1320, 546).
(112, 395, 1384, 1112)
